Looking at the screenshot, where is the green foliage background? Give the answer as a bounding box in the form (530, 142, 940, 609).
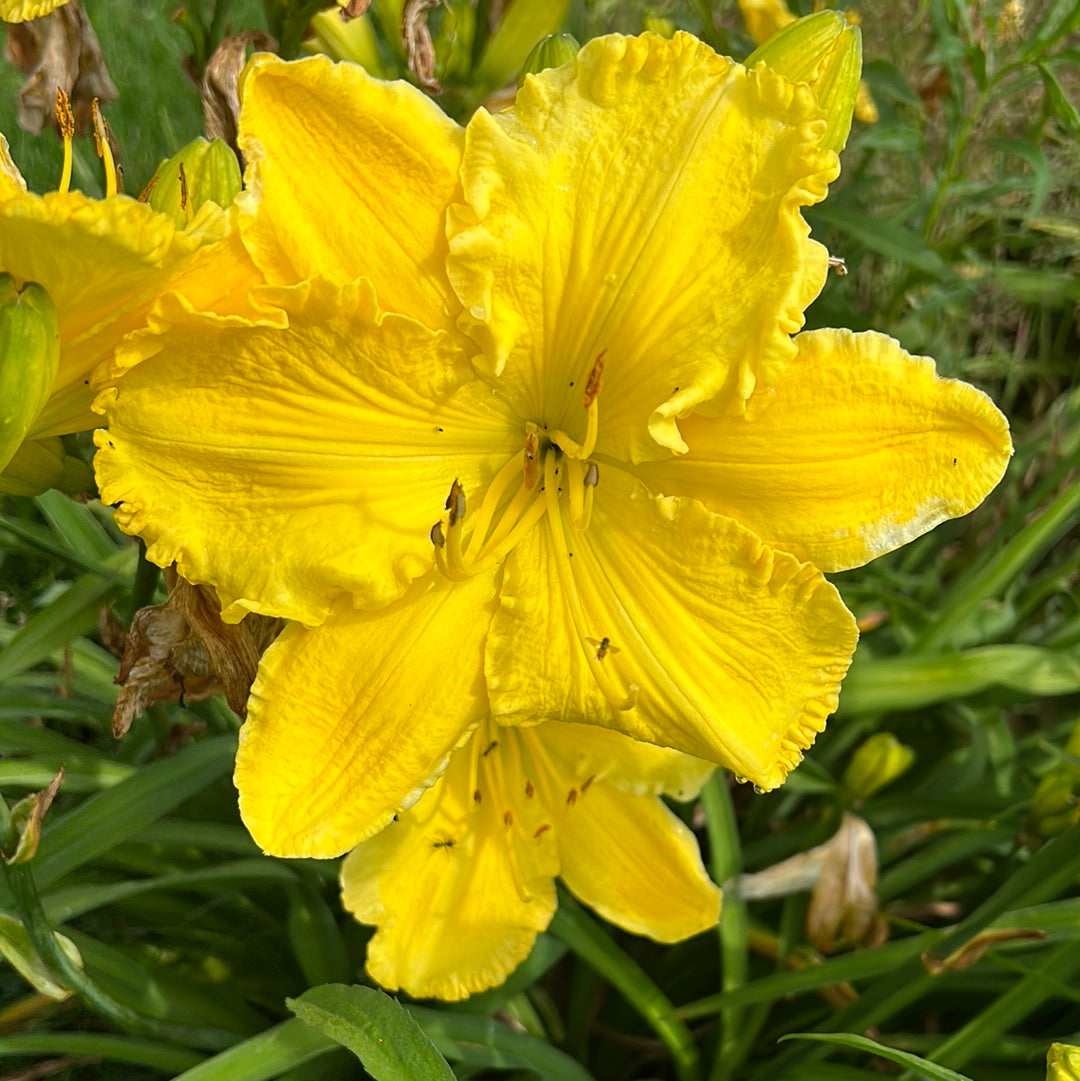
(0, 1, 1077, 1079)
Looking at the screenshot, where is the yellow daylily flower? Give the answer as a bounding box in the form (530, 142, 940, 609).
(95, 37, 1011, 859)
(0, 106, 266, 495)
(0, 0, 68, 20)
(340, 716, 720, 1000)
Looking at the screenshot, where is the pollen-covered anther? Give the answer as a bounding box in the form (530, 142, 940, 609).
(55, 88, 75, 195)
(522, 423, 540, 490)
(91, 98, 119, 198)
(566, 788, 577, 806)
(524, 780, 535, 798)
(429, 521, 446, 548)
(583, 351, 606, 409)
(533, 823, 551, 839)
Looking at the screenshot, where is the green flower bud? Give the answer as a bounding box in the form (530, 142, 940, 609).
(0, 274, 60, 477)
(147, 137, 242, 229)
(746, 10, 862, 153)
(1048, 1043, 1080, 1081)
(842, 732, 915, 801)
(1028, 717, 1080, 840)
(0, 436, 90, 497)
(518, 33, 581, 88)
(307, 8, 389, 76)
(642, 16, 676, 38)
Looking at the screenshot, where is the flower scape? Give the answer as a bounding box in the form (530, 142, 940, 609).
(90, 29, 1012, 999)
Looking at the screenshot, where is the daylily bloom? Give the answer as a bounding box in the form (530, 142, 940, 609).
(0, 96, 264, 494)
(0, 0, 69, 20)
(341, 716, 720, 999)
(95, 34, 1011, 858)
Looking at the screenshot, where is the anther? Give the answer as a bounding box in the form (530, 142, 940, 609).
(584, 462, 599, 487)
(534, 823, 552, 838)
(583, 351, 606, 408)
(429, 522, 446, 548)
(445, 479, 466, 525)
(828, 255, 848, 276)
(566, 789, 578, 806)
(91, 99, 118, 198)
(55, 88, 74, 195)
(525, 780, 535, 798)
(503, 810, 514, 827)
(523, 423, 540, 490)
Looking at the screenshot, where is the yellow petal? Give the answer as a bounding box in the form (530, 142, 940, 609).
(738, 0, 796, 43)
(237, 570, 498, 858)
(0, 191, 261, 440)
(556, 780, 720, 942)
(0, 134, 26, 196)
(0, 0, 69, 19)
(635, 329, 1013, 572)
(95, 277, 515, 625)
(447, 31, 836, 462)
(488, 468, 857, 790)
(238, 54, 464, 326)
(341, 721, 558, 1001)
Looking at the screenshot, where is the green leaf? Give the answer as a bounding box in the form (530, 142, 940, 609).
(0, 561, 128, 684)
(1039, 62, 1080, 135)
(809, 204, 960, 281)
(31, 733, 236, 889)
(780, 1033, 977, 1081)
(170, 1019, 335, 1081)
(288, 984, 454, 1081)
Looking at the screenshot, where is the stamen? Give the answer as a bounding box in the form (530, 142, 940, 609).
(549, 352, 604, 460)
(178, 163, 194, 227)
(542, 452, 637, 712)
(91, 99, 118, 198)
(523, 423, 540, 490)
(430, 522, 446, 548)
(470, 452, 524, 552)
(54, 89, 74, 195)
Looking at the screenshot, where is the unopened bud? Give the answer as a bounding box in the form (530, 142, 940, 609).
(747, 10, 862, 153)
(1048, 1043, 1080, 1081)
(642, 16, 675, 38)
(1028, 717, 1080, 840)
(0, 437, 91, 497)
(0, 274, 60, 477)
(842, 732, 915, 801)
(518, 33, 580, 87)
(145, 137, 241, 228)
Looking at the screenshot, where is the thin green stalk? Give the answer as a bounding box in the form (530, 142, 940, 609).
(1, 858, 238, 1051)
(551, 891, 702, 1081)
(0, 1033, 201, 1073)
(915, 939, 1080, 1075)
(700, 774, 749, 1081)
(912, 477, 1080, 654)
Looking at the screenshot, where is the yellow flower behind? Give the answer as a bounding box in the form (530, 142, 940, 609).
(340, 715, 719, 1000)
(0, 0, 68, 20)
(0, 104, 265, 495)
(95, 36, 1011, 861)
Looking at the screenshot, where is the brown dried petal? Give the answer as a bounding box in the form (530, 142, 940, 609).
(401, 0, 441, 93)
(923, 928, 1047, 976)
(111, 569, 282, 738)
(4, 0, 116, 136)
(340, 0, 373, 17)
(201, 30, 276, 152)
(806, 813, 880, 954)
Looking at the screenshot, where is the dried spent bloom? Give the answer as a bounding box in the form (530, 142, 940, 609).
(341, 717, 719, 999)
(95, 35, 1011, 860)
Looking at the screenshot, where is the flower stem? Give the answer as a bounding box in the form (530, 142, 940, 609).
(551, 890, 702, 1081)
(700, 773, 750, 1081)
